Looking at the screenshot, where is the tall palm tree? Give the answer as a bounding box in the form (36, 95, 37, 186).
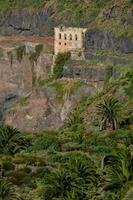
(97, 96, 120, 130)
(0, 125, 28, 155)
(0, 179, 20, 200)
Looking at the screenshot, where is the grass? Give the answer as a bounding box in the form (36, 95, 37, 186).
(16, 95, 29, 106)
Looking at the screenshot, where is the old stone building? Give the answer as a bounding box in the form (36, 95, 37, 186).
(54, 26, 87, 55)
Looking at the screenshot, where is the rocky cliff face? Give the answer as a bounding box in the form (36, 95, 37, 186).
(85, 30, 133, 54)
(0, 3, 133, 54)
(0, 37, 53, 126)
(0, 37, 53, 94)
(0, 10, 57, 36)
(0, 1, 133, 131)
(5, 84, 96, 132)
(0, 37, 98, 131)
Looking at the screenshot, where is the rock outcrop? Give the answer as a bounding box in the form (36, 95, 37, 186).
(0, 37, 53, 126)
(0, 37, 53, 95)
(85, 30, 133, 54)
(0, 10, 57, 36)
(5, 84, 96, 132)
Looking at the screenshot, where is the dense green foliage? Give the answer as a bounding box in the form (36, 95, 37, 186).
(0, 125, 29, 155)
(0, 179, 19, 200)
(53, 52, 71, 79)
(0, 70, 133, 199)
(97, 97, 120, 130)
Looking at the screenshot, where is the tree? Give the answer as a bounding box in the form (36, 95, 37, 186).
(97, 96, 120, 130)
(0, 179, 20, 200)
(53, 52, 71, 79)
(0, 125, 28, 155)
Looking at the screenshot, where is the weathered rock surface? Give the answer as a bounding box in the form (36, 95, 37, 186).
(85, 30, 133, 54)
(0, 37, 53, 126)
(84, 52, 132, 65)
(5, 88, 61, 131)
(99, 4, 133, 27)
(63, 60, 123, 88)
(0, 7, 133, 54)
(0, 10, 57, 36)
(5, 84, 96, 132)
(0, 37, 53, 95)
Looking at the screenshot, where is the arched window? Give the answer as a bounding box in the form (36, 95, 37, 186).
(70, 34, 72, 40)
(59, 33, 61, 39)
(75, 34, 78, 40)
(64, 33, 67, 40)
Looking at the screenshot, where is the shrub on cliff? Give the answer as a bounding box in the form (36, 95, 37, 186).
(53, 52, 71, 79)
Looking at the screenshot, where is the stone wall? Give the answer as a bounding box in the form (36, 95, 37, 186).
(63, 62, 105, 90)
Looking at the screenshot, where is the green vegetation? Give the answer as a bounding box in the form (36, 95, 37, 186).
(0, 68, 132, 199)
(97, 96, 120, 130)
(53, 52, 71, 79)
(0, 179, 20, 200)
(16, 45, 26, 63)
(0, 0, 133, 199)
(29, 44, 43, 65)
(28, 44, 43, 86)
(49, 78, 84, 104)
(16, 96, 29, 106)
(0, 125, 29, 155)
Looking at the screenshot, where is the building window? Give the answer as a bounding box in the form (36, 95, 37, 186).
(70, 34, 72, 40)
(64, 33, 67, 40)
(59, 42, 61, 45)
(59, 33, 61, 39)
(64, 43, 67, 46)
(75, 34, 78, 40)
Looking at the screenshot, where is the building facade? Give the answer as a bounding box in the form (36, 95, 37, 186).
(54, 26, 87, 55)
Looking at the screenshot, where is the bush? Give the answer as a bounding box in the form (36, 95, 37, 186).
(0, 125, 29, 155)
(29, 44, 43, 65)
(31, 132, 61, 152)
(53, 52, 70, 79)
(8, 168, 32, 186)
(13, 153, 46, 166)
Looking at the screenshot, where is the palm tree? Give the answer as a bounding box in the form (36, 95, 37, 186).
(65, 155, 98, 185)
(0, 179, 20, 200)
(64, 111, 83, 129)
(0, 125, 28, 155)
(103, 150, 133, 190)
(97, 96, 120, 130)
(42, 168, 84, 200)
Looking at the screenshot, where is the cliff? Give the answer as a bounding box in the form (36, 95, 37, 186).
(0, 0, 133, 38)
(0, 0, 133, 131)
